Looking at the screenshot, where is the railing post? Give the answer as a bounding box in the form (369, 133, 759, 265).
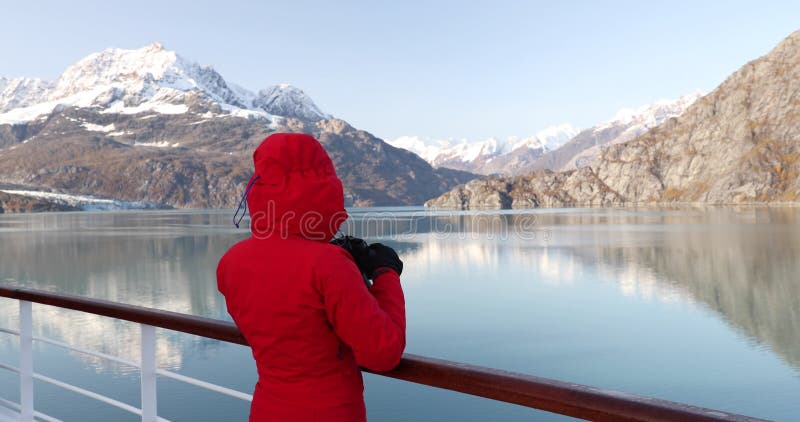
(140, 324, 157, 422)
(19, 300, 34, 422)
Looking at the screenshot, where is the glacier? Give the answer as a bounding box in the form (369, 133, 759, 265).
(0, 189, 167, 211)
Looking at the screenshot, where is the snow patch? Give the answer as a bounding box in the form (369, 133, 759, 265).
(0, 87, 113, 124)
(102, 100, 188, 115)
(133, 141, 178, 148)
(0, 100, 65, 125)
(82, 122, 116, 132)
(219, 102, 273, 120)
(107, 130, 131, 136)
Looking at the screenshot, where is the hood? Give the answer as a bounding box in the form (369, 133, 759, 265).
(247, 133, 348, 241)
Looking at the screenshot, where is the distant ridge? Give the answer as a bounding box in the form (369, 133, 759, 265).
(527, 93, 703, 173)
(387, 93, 701, 177)
(387, 124, 579, 175)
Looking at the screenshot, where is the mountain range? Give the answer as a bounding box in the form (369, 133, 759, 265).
(0, 43, 328, 123)
(522, 93, 703, 173)
(0, 43, 475, 212)
(389, 93, 702, 176)
(386, 123, 579, 175)
(4, 30, 798, 213)
(427, 30, 800, 209)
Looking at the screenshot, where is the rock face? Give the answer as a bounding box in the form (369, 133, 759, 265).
(427, 167, 624, 209)
(0, 44, 475, 210)
(428, 31, 800, 209)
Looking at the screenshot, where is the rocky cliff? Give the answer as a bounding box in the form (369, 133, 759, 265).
(0, 109, 474, 209)
(424, 167, 624, 209)
(428, 31, 800, 209)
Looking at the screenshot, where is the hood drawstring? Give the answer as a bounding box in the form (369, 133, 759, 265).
(233, 175, 260, 228)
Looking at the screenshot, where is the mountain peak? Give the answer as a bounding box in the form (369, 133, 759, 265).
(54, 44, 184, 96)
(146, 42, 165, 51)
(0, 43, 331, 124)
(601, 91, 704, 131)
(254, 84, 328, 121)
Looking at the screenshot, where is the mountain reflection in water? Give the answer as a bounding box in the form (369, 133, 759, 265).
(0, 207, 797, 421)
(391, 207, 800, 370)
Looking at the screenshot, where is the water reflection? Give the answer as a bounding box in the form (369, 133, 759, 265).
(588, 213, 800, 368)
(0, 207, 797, 387)
(389, 207, 800, 370)
(0, 211, 246, 373)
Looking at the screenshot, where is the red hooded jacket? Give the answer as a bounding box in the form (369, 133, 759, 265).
(217, 133, 406, 421)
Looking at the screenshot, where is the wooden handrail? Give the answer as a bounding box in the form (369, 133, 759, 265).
(0, 286, 768, 422)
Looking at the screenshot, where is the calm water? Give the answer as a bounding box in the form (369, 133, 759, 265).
(0, 207, 798, 421)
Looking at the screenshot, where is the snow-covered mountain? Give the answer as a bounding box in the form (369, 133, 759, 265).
(402, 93, 703, 176)
(598, 93, 702, 132)
(561, 92, 704, 171)
(0, 43, 329, 125)
(0, 43, 475, 210)
(387, 123, 580, 174)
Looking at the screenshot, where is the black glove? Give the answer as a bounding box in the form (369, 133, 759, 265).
(330, 235, 370, 261)
(330, 235, 371, 286)
(331, 236, 403, 279)
(357, 243, 403, 279)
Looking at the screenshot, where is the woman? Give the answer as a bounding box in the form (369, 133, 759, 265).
(217, 132, 406, 421)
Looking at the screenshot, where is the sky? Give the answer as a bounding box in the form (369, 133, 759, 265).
(1, 0, 799, 140)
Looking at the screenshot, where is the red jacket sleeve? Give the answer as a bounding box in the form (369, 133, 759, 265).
(314, 248, 406, 372)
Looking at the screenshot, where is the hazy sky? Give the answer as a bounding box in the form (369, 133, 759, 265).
(1, 1, 798, 140)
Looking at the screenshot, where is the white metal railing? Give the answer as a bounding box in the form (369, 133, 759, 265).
(0, 286, 770, 422)
(0, 300, 253, 422)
